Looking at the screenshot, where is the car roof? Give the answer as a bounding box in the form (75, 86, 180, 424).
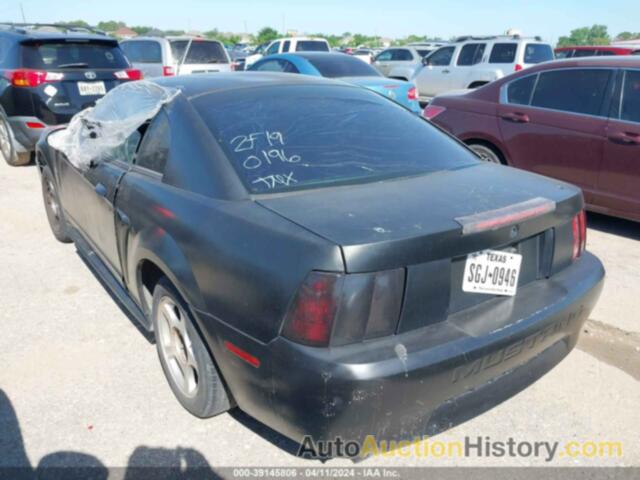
(555, 45, 634, 52)
(0, 29, 114, 43)
(153, 71, 351, 99)
(535, 55, 640, 70)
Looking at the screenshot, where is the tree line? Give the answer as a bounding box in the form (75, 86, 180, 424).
(61, 20, 639, 47)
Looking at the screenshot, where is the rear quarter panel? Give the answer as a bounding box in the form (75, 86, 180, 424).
(431, 95, 505, 157)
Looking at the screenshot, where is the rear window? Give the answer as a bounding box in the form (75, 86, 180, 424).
(193, 85, 477, 194)
(489, 43, 517, 63)
(554, 49, 572, 59)
(170, 40, 228, 64)
(524, 44, 553, 64)
(121, 40, 162, 63)
(531, 69, 612, 116)
(573, 49, 597, 57)
(305, 55, 380, 78)
(295, 41, 330, 52)
(21, 41, 129, 69)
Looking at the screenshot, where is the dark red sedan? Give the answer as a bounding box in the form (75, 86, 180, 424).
(426, 56, 640, 222)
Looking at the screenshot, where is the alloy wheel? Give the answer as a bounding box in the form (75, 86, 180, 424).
(156, 297, 200, 398)
(469, 144, 502, 164)
(0, 120, 11, 161)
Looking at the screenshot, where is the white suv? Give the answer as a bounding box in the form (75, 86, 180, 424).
(244, 37, 330, 69)
(412, 35, 553, 102)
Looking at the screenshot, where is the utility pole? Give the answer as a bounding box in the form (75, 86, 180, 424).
(281, 14, 285, 36)
(20, 2, 26, 22)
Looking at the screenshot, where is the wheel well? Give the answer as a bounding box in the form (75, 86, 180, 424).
(468, 81, 489, 89)
(139, 260, 166, 315)
(464, 139, 507, 165)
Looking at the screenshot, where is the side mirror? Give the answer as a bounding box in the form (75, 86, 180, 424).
(422, 57, 431, 66)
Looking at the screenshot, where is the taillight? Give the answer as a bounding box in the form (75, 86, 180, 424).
(8, 69, 64, 87)
(423, 104, 446, 120)
(514, 64, 523, 72)
(114, 69, 143, 80)
(282, 272, 341, 347)
(572, 210, 587, 261)
(26, 121, 45, 129)
(162, 66, 175, 76)
(282, 269, 405, 347)
(407, 86, 418, 101)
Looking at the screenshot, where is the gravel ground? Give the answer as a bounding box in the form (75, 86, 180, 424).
(0, 160, 638, 472)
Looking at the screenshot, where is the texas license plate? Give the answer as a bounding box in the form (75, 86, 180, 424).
(462, 249, 523, 296)
(78, 81, 106, 96)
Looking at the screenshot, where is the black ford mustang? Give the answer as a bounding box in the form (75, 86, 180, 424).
(36, 73, 604, 451)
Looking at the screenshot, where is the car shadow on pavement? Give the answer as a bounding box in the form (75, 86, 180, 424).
(0, 389, 224, 479)
(587, 212, 640, 241)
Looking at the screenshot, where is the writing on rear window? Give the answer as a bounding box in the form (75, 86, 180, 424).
(229, 131, 302, 189)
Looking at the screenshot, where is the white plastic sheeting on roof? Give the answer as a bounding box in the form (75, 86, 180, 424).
(48, 80, 180, 170)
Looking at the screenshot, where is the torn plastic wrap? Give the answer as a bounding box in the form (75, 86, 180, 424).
(48, 80, 180, 170)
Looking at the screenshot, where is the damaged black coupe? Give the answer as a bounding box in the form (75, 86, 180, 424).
(36, 73, 604, 450)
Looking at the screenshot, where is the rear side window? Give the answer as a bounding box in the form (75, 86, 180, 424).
(620, 70, 640, 123)
(489, 43, 517, 63)
(21, 41, 129, 69)
(524, 44, 553, 64)
(295, 41, 330, 52)
(507, 75, 537, 105)
(598, 50, 615, 56)
(457, 43, 486, 66)
(282, 40, 291, 52)
(306, 55, 380, 77)
(531, 69, 612, 116)
(136, 110, 170, 174)
(193, 85, 477, 194)
(121, 41, 162, 63)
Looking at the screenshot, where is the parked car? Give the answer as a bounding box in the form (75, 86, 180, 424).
(413, 35, 554, 103)
(373, 46, 438, 80)
(120, 37, 231, 78)
(243, 37, 330, 69)
(0, 22, 141, 166)
(555, 45, 640, 58)
(36, 73, 603, 450)
(352, 48, 375, 64)
(248, 52, 420, 112)
(425, 56, 640, 222)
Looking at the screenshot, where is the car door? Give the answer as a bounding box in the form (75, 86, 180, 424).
(414, 46, 456, 98)
(450, 43, 486, 89)
(598, 69, 640, 219)
(57, 131, 140, 279)
(498, 68, 613, 199)
(373, 49, 395, 76)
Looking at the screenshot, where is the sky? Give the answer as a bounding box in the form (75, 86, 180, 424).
(0, 0, 635, 43)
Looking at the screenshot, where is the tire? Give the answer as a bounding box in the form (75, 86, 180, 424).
(0, 113, 31, 166)
(468, 142, 505, 165)
(152, 278, 231, 418)
(41, 166, 72, 243)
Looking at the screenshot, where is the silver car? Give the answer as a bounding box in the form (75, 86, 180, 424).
(373, 45, 443, 80)
(120, 37, 232, 78)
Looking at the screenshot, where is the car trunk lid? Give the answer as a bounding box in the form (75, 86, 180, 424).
(257, 163, 582, 273)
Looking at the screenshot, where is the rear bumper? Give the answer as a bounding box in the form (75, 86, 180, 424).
(8, 116, 50, 152)
(200, 252, 604, 450)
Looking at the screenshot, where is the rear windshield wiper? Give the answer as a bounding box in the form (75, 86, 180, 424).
(56, 62, 90, 69)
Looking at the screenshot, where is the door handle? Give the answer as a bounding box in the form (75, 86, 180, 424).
(442, 69, 450, 74)
(607, 131, 640, 145)
(500, 112, 530, 123)
(116, 208, 130, 226)
(94, 183, 108, 197)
